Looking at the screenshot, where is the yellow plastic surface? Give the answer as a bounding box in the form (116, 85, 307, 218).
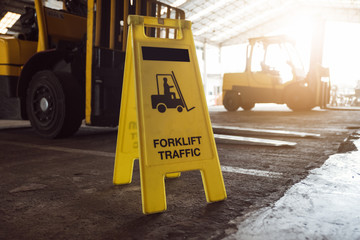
(113, 15, 227, 214)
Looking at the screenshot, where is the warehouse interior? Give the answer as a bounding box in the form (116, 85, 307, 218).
(1, 1, 360, 239)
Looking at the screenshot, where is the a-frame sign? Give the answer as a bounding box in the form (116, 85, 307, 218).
(113, 15, 226, 214)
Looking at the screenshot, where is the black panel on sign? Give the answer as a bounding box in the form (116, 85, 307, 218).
(142, 47, 190, 62)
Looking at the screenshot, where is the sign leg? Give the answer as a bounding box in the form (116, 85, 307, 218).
(141, 170, 167, 214)
(113, 153, 136, 185)
(200, 163, 227, 202)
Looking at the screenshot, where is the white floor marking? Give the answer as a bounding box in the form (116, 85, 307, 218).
(0, 140, 115, 158)
(221, 166, 283, 178)
(214, 134, 297, 147)
(213, 125, 321, 138)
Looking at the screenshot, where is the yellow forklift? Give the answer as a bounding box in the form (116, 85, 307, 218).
(0, 0, 184, 138)
(222, 34, 330, 111)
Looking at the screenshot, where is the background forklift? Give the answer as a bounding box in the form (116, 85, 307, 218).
(222, 22, 330, 112)
(0, 0, 184, 138)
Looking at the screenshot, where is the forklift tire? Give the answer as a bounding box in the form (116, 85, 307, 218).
(223, 91, 241, 112)
(177, 106, 183, 112)
(26, 70, 83, 138)
(241, 102, 255, 111)
(157, 103, 166, 113)
(285, 88, 314, 111)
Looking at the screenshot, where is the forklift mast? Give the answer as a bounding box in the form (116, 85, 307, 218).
(307, 18, 330, 108)
(85, 0, 185, 126)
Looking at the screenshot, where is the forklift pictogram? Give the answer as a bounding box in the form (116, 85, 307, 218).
(151, 71, 195, 113)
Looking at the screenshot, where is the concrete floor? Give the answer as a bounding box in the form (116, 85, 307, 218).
(1, 104, 359, 239)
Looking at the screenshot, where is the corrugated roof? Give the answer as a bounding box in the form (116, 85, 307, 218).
(1, 0, 360, 46)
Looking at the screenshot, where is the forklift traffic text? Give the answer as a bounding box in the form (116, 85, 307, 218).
(153, 136, 202, 160)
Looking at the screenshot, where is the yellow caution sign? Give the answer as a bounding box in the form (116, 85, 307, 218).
(113, 15, 227, 214)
